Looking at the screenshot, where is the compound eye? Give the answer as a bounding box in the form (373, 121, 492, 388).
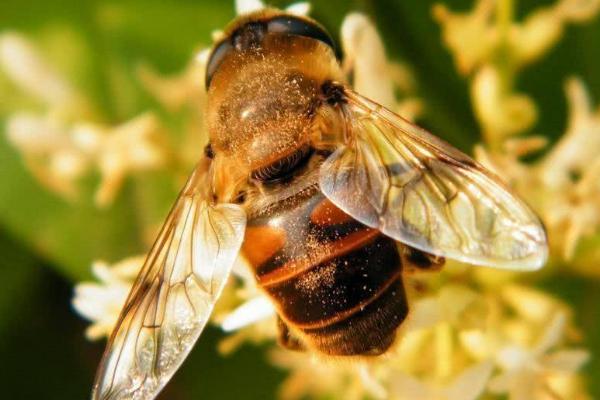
(267, 16, 338, 56)
(205, 39, 233, 89)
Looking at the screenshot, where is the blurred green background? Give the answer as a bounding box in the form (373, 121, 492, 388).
(0, 0, 599, 399)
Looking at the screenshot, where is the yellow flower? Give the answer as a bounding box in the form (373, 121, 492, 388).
(475, 78, 600, 265)
(471, 64, 537, 140)
(213, 259, 279, 355)
(436, 0, 600, 267)
(435, 0, 600, 143)
(434, 0, 600, 75)
(137, 58, 206, 112)
(269, 350, 388, 400)
(514, 0, 600, 66)
(5, 109, 167, 206)
(90, 112, 167, 207)
(340, 13, 422, 121)
(1, 32, 169, 206)
(5, 111, 92, 198)
(433, 0, 495, 75)
(0, 32, 80, 111)
(488, 313, 589, 400)
(390, 361, 494, 400)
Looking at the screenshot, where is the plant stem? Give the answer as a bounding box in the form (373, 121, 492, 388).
(496, 0, 515, 91)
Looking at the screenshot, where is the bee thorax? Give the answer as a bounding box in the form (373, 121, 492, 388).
(206, 32, 342, 171)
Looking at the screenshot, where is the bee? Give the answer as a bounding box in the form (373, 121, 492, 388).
(92, 8, 548, 400)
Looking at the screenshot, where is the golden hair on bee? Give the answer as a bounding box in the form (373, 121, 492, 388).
(204, 9, 343, 172)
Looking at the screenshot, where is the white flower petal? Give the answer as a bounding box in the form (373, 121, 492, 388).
(221, 296, 275, 332)
(286, 2, 311, 16)
(543, 349, 590, 372)
(443, 361, 494, 400)
(390, 372, 435, 400)
(557, 0, 600, 21)
(340, 13, 396, 108)
(358, 366, 387, 400)
(405, 297, 443, 331)
(72, 283, 129, 323)
(90, 261, 114, 283)
(489, 370, 538, 400)
(0, 32, 74, 106)
(195, 48, 211, 64)
(235, 0, 264, 15)
(85, 322, 113, 341)
(496, 345, 534, 370)
(534, 312, 566, 355)
(459, 330, 491, 360)
(72, 257, 145, 340)
(508, 372, 540, 400)
(5, 112, 70, 153)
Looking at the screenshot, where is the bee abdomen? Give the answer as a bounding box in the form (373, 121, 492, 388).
(242, 186, 407, 356)
(303, 277, 407, 356)
(262, 232, 401, 329)
(266, 232, 406, 356)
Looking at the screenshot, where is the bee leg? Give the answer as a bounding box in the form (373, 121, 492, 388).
(400, 245, 445, 273)
(277, 317, 305, 352)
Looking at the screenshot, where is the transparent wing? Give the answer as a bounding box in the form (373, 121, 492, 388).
(92, 161, 246, 400)
(319, 87, 547, 270)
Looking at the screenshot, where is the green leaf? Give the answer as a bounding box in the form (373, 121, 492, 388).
(0, 229, 39, 334)
(0, 138, 144, 280)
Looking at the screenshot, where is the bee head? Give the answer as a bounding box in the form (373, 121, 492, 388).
(205, 10, 340, 89)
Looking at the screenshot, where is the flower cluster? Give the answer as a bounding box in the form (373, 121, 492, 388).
(434, 0, 600, 144)
(210, 259, 588, 400)
(434, 0, 600, 269)
(0, 33, 168, 206)
(4, 0, 596, 398)
(475, 78, 600, 267)
(72, 256, 146, 340)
